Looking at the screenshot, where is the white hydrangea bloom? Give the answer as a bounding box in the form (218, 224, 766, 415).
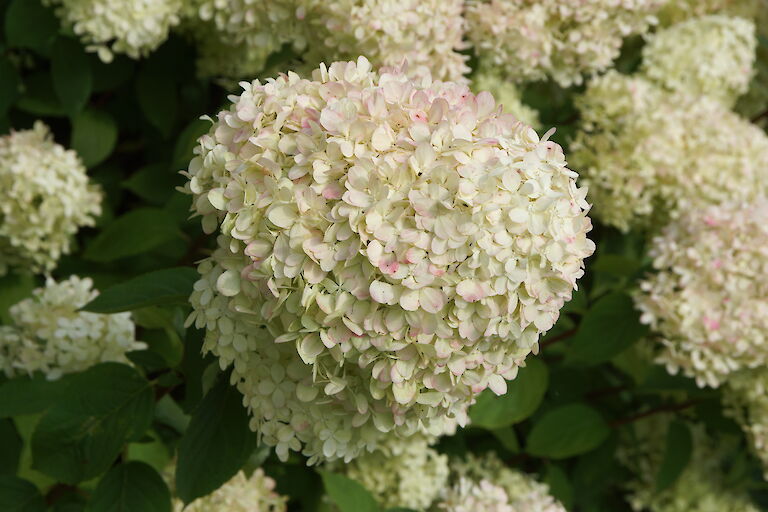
(0, 276, 144, 380)
(174, 469, 287, 512)
(635, 200, 768, 388)
(341, 436, 448, 510)
(300, 0, 468, 83)
(619, 415, 759, 512)
(571, 72, 768, 232)
(44, 0, 182, 62)
(0, 122, 101, 275)
(641, 15, 756, 106)
(465, 0, 663, 87)
(471, 67, 540, 130)
(179, 0, 304, 80)
(185, 57, 594, 463)
(437, 453, 565, 512)
(724, 369, 768, 480)
(658, 0, 765, 25)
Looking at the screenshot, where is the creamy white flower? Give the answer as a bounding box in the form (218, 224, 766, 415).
(641, 15, 756, 106)
(437, 453, 565, 512)
(471, 67, 540, 130)
(173, 469, 286, 512)
(0, 122, 101, 275)
(339, 436, 448, 510)
(44, 0, 182, 62)
(465, 0, 663, 87)
(0, 276, 144, 380)
(185, 58, 594, 463)
(635, 200, 768, 388)
(618, 414, 759, 512)
(300, 0, 468, 83)
(571, 72, 768, 232)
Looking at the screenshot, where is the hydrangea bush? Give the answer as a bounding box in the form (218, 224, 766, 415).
(1, 0, 768, 511)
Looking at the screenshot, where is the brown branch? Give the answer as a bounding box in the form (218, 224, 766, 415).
(610, 400, 699, 428)
(540, 328, 577, 349)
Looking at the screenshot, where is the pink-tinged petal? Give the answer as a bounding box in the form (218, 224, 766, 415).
(488, 374, 507, 395)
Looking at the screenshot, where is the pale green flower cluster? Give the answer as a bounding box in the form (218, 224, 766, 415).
(619, 415, 759, 512)
(44, 0, 182, 62)
(634, 200, 768, 388)
(471, 68, 540, 130)
(571, 71, 768, 232)
(342, 436, 448, 510)
(185, 57, 594, 463)
(465, 0, 663, 87)
(0, 276, 144, 381)
(436, 453, 565, 512)
(724, 369, 768, 480)
(174, 469, 287, 512)
(657, 0, 765, 25)
(641, 15, 756, 106)
(0, 122, 101, 275)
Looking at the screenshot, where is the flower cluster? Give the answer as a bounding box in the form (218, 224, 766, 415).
(618, 415, 759, 512)
(657, 0, 764, 25)
(571, 72, 768, 232)
(634, 200, 768, 388)
(724, 369, 768, 480)
(186, 57, 594, 462)
(641, 15, 756, 106)
(465, 0, 663, 87)
(0, 122, 101, 275)
(340, 436, 448, 510)
(436, 453, 565, 512)
(0, 276, 143, 380)
(44, 0, 182, 62)
(174, 469, 287, 512)
(471, 68, 540, 130)
(301, 0, 468, 83)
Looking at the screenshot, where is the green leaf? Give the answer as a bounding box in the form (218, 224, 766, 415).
(544, 464, 573, 510)
(83, 208, 180, 262)
(82, 267, 198, 313)
(136, 68, 177, 137)
(526, 404, 610, 459)
(16, 71, 66, 117)
(31, 363, 154, 483)
(469, 357, 548, 429)
(491, 426, 520, 453)
(655, 420, 692, 492)
(0, 374, 64, 418)
(173, 119, 210, 170)
(0, 419, 21, 475)
(175, 376, 259, 505)
(0, 57, 20, 116)
(122, 163, 180, 205)
(90, 462, 171, 512)
(71, 109, 117, 167)
(4, 0, 58, 53)
(51, 37, 92, 117)
(0, 476, 45, 512)
(0, 271, 34, 324)
(591, 254, 642, 279)
(319, 471, 381, 512)
(567, 292, 648, 365)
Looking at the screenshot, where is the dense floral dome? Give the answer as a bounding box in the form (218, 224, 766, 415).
(173, 469, 286, 512)
(635, 200, 768, 388)
(0, 276, 144, 380)
(341, 436, 448, 509)
(436, 453, 565, 512)
(571, 72, 768, 232)
(641, 15, 756, 106)
(186, 57, 594, 463)
(0, 122, 101, 275)
(465, 0, 663, 87)
(44, 0, 182, 62)
(471, 67, 540, 130)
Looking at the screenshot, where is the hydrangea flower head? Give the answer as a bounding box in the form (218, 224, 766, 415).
(0, 276, 144, 380)
(0, 122, 101, 275)
(44, 0, 182, 62)
(641, 15, 757, 106)
(186, 57, 594, 463)
(437, 453, 565, 512)
(465, 0, 663, 87)
(635, 200, 768, 388)
(572, 72, 768, 231)
(173, 468, 286, 512)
